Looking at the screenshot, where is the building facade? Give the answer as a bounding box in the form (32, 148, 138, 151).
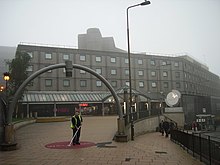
(16, 42, 220, 123)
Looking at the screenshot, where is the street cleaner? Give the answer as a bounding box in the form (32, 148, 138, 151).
(70, 108, 83, 145)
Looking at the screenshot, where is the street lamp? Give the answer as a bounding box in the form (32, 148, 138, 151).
(126, 0, 151, 141)
(3, 72, 10, 92)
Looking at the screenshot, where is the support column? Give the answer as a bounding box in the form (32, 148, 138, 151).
(135, 95, 140, 120)
(0, 124, 17, 151)
(102, 102, 105, 116)
(26, 103, 29, 118)
(53, 103, 57, 117)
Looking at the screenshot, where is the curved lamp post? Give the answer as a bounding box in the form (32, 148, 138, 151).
(126, 1, 150, 140)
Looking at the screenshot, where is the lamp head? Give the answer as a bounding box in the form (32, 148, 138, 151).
(3, 72, 10, 81)
(140, 1, 151, 6)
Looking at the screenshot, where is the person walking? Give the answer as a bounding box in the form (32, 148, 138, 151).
(163, 119, 170, 138)
(159, 120, 164, 136)
(71, 108, 83, 145)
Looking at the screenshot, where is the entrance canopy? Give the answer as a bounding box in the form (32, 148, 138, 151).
(21, 91, 110, 104)
(21, 87, 151, 104)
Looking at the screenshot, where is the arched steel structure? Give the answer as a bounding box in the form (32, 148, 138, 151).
(7, 63, 123, 124)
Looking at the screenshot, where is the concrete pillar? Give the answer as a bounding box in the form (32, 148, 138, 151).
(135, 95, 140, 119)
(0, 124, 17, 151)
(124, 88, 129, 123)
(53, 103, 57, 117)
(5, 124, 15, 144)
(102, 102, 105, 116)
(26, 103, 29, 118)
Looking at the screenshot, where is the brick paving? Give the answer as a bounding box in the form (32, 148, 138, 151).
(0, 116, 204, 165)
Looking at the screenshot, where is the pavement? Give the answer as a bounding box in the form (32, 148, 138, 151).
(0, 116, 204, 165)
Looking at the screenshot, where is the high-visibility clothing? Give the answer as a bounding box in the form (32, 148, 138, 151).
(70, 115, 82, 129)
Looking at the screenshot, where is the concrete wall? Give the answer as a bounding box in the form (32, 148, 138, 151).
(125, 112, 185, 140)
(126, 116, 160, 140)
(163, 112, 185, 128)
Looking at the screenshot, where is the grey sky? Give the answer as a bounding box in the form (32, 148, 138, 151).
(0, 0, 220, 76)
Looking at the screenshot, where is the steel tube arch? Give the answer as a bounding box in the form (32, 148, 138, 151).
(8, 63, 123, 124)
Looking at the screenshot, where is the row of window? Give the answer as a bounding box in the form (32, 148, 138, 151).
(27, 65, 182, 78)
(44, 79, 181, 88)
(28, 52, 180, 67)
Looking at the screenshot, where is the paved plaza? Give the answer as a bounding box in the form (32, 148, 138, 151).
(0, 116, 204, 165)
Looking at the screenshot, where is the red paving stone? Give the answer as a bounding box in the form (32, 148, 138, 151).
(0, 116, 204, 165)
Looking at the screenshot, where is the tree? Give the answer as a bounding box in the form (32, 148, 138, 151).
(8, 51, 31, 97)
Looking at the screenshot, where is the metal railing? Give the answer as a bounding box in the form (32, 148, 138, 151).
(170, 129, 220, 165)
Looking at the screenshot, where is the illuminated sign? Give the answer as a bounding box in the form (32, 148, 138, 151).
(79, 103, 88, 107)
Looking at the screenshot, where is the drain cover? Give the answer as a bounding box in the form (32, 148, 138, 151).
(155, 151, 167, 154)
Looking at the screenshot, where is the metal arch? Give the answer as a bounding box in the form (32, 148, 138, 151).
(8, 63, 123, 124)
(71, 64, 123, 118)
(8, 63, 65, 124)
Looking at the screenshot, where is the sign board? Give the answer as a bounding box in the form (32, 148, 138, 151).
(79, 103, 89, 107)
(165, 107, 183, 113)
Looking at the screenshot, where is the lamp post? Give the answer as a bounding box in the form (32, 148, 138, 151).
(3, 72, 10, 92)
(126, 1, 150, 140)
(3, 72, 10, 122)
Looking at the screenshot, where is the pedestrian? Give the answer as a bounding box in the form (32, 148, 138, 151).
(163, 119, 170, 138)
(159, 120, 164, 136)
(70, 108, 83, 145)
(192, 121, 197, 131)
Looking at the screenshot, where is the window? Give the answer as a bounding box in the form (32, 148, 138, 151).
(27, 52, 33, 58)
(45, 53, 52, 59)
(80, 55, 86, 61)
(125, 81, 130, 86)
(176, 82, 181, 88)
(139, 81, 144, 87)
(163, 71, 168, 77)
(175, 72, 180, 78)
(162, 61, 167, 66)
(151, 71, 156, 77)
(138, 70, 144, 76)
(96, 68, 102, 74)
(80, 80, 87, 87)
(150, 60, 155, 65)
(174, 62, 179, 67)
(111, 81, 117, 87)
(138, 59, 143, 65)
(152, 82, 157, 88)
(111, 57, 116, 63)
(26, 65, 33, 72)
(111, 69, 117, 75)
(45, 79, 52, 87)
(185, 83, 188, 89)
(46, 65, 52, 73)
(63, 80, 70, 87)
(125, 69, 129, 75)
(96, 80, 102, 87)
(63, 54, 69, 60)
(80, 70, 86, 74)
(63, 68, 66, 73)
(163, 82, 168, 88)
(96, 56, 101, 62)
(125, 58, 128, 64)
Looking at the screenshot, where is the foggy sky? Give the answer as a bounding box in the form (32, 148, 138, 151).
(0, 0, 220, 76)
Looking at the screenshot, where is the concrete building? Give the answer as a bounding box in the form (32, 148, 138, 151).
(16, 43, 220, 123)
(2, 28, 220, 124)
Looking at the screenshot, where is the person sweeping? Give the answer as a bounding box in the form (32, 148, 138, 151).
(70, 108, 83, 145)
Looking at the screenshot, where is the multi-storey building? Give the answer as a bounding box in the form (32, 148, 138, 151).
(16, 42, 220, 122)
(11, 28, 219, 124)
